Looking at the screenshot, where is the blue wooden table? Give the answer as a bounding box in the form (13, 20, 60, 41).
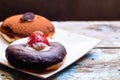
(0, 21, 120, 80)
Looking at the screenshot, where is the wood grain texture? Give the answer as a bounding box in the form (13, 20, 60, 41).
(0, 21, 120, 80)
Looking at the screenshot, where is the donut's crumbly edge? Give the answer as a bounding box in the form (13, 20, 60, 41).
(0, 31, 19, 43)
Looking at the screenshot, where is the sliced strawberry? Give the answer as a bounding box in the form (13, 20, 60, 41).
(27, 31, 50, 46)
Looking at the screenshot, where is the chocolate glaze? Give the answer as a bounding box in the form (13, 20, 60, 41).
(5, 42, 67, 71)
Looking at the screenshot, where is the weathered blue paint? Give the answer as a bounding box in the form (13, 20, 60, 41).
(0, 21, 120, 80)
(85, 52, 98, 60)
(57, 66, 77, 80)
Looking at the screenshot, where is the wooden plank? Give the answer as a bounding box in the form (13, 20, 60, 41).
(0, 21, 120, 80)
(53, 21, 120, 47)
(0, 49, 120, 80)
(53, 49, 120, 80)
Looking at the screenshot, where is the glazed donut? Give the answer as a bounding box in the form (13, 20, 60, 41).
(5, 31, 67, 71)
(0, 12, 55, 43)
(5, 42, 66, 71)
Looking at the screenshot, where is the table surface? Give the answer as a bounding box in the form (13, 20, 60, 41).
(0, 21, 120, 80)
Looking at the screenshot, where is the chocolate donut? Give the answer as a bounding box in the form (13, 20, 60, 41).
(5, 42, 67, 71)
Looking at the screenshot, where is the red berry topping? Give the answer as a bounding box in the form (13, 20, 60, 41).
(27, 31, 50, 46)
